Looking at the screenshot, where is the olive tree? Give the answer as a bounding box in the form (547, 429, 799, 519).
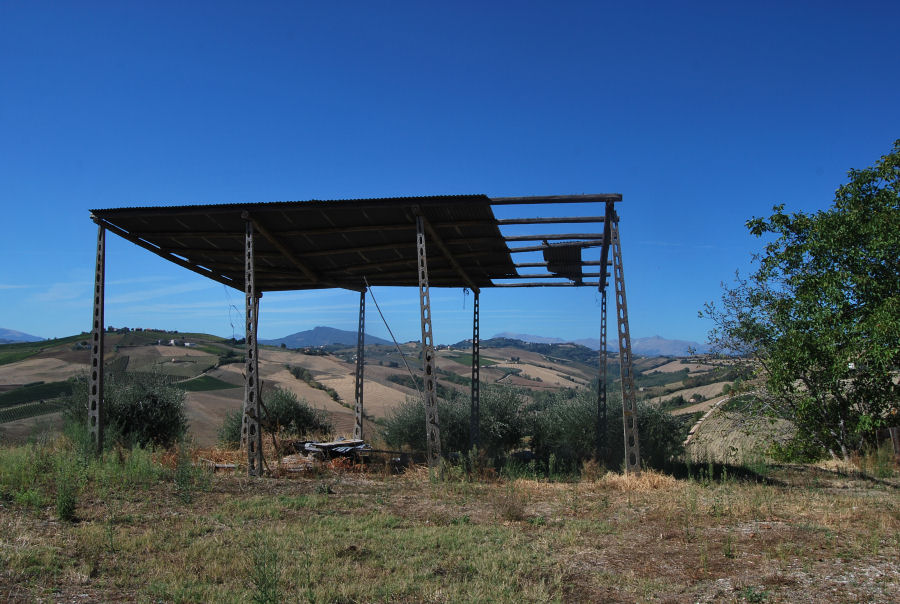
(704, 140, 900, 459)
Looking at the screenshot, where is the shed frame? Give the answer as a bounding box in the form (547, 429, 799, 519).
(89, 194, 640, 475)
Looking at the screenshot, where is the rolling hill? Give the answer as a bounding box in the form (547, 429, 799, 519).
(489, 331, 707, 355)
(261, 326, 392, 348)
(0, 328, 43, 344)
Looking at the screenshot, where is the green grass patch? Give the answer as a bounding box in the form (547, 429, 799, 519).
(177, 375, 240, 392)
(0, 401, 65, 424)
(0, 381, 73, 408)
(0, 334, 90, 366)
(445, 352, 499, 367)
(634, 368, 689, 389)
(126, 355, 218, 378)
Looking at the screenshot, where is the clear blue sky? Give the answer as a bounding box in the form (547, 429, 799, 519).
(2, 1, 898, 345)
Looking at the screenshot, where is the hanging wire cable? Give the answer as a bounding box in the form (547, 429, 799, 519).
(223, 284, 240, 341)
(364, 277, 423, 399)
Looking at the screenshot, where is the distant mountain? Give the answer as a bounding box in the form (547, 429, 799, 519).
(488, 331, 706, 356)
(261, 326, 392, 348)
(492, 332, 566, 345)
(572, 338, 605, 350)
(0, 328, 43, 344)
(630, 335, 707, 357)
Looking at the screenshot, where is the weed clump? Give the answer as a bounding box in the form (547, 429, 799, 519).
(248, 532, 283, 604)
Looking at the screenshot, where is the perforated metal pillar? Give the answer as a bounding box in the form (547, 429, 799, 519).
(353, 289, 366, 440)
(596, 290, 608, 459)
(611, 216, 641, 474)
(242, 218, 263, 476)
(416, 215, 442, 468)
(89, 224, 105, 453)
(470, 290, 480, 449)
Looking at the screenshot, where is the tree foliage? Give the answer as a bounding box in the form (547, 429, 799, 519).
(705, 140, 900, 459)
(66, 371, 188, 449)
(382, 385, 528, 458)
(382, 384, 685, 472)
(218, 387, 332, 446)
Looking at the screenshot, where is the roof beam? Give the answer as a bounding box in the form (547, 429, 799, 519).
(245, 213, 320, 284)
(516, 260, 611, 268)
(415, 210, 481, 294)
(92, 217, 240, 290)
(496, 216, 605, 225)
(490, 194, 621, 205)
(598, 202, 615, 292)
(503, 273, 604, 279)
(493, 282, 603, 287)
(245, 213, 363, 292)
(509, 241, 603, 253)
(503, 233, 604, 242)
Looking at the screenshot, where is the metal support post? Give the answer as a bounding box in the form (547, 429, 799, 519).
(353, 289, 366, 440)
(89, 224, 105, 453)
(416, 215, 442, 468)
(242, 218, 263, 476)
(470, 290, 480, 449)
(596, 289, 608, 459)
(611, 216, 641, 474)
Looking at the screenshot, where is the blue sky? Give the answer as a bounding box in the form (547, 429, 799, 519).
(1, 1, 898, 345)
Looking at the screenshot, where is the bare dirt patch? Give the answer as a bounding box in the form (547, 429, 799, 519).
(649, 359, 717, 374)
(0, 411, 64, 444)
(650, 381, 731, 406)
(0, 358, 88, 384)
(686, 410, 794, 464)
(671, 395, 728, 416)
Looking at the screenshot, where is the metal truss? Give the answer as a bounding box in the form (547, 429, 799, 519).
(89, 225, 105, 452)
(611, 215, 641, 474)
(416, 215, 442, 468)
(470, 290, 480, 449)
(242, 218, 263, 476)
(353, 289, 366, 440)
(596, 290, 608, 459)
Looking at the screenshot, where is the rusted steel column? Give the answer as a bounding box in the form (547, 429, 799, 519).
(242, 217, 263, 476)
(89, 224, 105, 453)
(611, 216, 641, 474)
(416, 215, 442, 468)
(353, 289, 366, 440)
(470, 289, 480, 449)
(596, 289, 608, 459)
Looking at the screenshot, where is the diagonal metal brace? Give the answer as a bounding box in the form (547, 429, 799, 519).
(414, 209, 480, 294)
(416, 215, 442, 468)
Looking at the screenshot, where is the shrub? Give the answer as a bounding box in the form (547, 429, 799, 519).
(382, 385, 529, 457)
(218, 409, 244, 447)
(527, 388, 685, 472)
(64, 372, 188, 449)
(263, 388, 332, 437)
(218, 388, 332, 447)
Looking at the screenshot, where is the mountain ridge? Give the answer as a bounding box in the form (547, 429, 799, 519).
(490, 331, 707, 356)
(0, 328, 44, 344)
(261, 326, 392, 348)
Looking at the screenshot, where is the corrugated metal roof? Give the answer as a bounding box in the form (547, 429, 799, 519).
(91, 195, 518, 292)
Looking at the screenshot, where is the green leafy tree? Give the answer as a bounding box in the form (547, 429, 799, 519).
(704, 140, 900, 459)
(65, 371, 188, 449)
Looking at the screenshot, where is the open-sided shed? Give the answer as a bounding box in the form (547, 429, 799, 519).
(88, 194, 641, 474)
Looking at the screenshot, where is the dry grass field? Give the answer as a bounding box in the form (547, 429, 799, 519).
(2, 334, 898, 602)
(0, 441, 897, 603)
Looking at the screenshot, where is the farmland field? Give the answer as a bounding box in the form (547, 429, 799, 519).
(0, 443, 896, 603)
